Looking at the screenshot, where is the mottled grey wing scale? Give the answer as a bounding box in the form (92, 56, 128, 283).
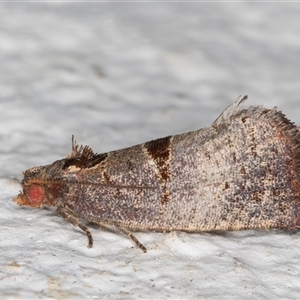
(63, 97, 300, 233)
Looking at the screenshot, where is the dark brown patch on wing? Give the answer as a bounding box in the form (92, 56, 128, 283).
(64, 146, 108, 169)
(144, 136, 172, 204)
(65, 135, 108, 169)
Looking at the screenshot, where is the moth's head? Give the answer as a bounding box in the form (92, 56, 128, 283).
(13, 166, 63, 208)
(14, 184, 46, 208)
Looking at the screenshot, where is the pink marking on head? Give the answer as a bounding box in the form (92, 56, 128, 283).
(26, 185, 45, 205)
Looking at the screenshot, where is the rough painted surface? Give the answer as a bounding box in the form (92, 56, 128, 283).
(2, 3, 300, 299)
(14, 97, 300, 252)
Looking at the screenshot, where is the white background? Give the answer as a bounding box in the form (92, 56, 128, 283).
(1, 2, 300, 299)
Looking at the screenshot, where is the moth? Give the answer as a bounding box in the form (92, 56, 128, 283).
(14, 96, 300, 252)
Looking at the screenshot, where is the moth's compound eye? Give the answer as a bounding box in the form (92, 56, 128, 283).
(26, 185, 45, 205)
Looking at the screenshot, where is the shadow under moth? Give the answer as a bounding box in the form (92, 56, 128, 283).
(14, 96, 300, 252)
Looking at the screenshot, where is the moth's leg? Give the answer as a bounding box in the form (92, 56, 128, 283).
(56, 206, 93, 248)
(116, 226, 147, 253)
